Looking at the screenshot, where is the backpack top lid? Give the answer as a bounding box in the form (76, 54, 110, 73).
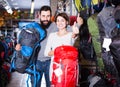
(18, 22, 46, 41)
(54, 45, 78, 62)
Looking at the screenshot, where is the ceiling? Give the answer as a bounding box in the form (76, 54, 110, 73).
(0, 0, 50, 10)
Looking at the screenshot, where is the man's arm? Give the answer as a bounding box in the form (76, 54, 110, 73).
(15, 44, 21, 51)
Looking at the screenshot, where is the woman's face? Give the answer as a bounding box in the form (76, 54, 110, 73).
(56, 16, 68, 30)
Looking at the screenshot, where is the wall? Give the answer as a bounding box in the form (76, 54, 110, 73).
(50, 0, 58, 16)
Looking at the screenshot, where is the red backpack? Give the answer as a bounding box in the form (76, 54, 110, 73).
(52, 45, 79, 87)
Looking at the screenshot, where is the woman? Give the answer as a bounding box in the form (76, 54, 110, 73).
(44, 12, 82, 87)
(44, 12, 80, 57)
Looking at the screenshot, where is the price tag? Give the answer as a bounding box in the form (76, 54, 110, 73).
(54, 67, 63, 77)
(102, 38, 112, 51)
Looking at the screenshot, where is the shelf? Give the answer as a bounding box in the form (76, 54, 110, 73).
(0, 19, 40, 29)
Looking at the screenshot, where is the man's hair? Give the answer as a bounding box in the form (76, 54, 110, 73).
(39, 5, 52, 16)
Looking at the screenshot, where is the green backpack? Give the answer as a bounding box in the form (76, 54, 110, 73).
(87, 13, 104, 70)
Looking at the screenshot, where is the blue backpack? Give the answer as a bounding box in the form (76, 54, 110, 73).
(10, 22, 46, 87)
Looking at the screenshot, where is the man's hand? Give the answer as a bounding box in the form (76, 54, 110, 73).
(15, 44, 21, 51)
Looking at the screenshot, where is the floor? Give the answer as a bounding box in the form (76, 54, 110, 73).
(7, 71, 46, 87)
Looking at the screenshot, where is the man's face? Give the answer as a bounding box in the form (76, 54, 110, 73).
(39, 10, 51, 29)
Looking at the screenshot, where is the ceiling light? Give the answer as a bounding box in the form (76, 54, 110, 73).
(30, 0, 34, 14)
(14, 6, 19, 9)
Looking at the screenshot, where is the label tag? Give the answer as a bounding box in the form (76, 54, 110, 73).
(54, 67, 63, 77)
(102, 38, 112, 51)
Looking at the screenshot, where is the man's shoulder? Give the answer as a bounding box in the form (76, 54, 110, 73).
(49, 22, 56, 28)
(47, 22, 57, 31)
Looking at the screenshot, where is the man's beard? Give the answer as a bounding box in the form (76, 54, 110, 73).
(40, 20, 51, 29)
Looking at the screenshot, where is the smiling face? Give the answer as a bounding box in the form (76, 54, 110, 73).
(39, 10, 51, 29)
(39, 6, 52, 29)
(56, 16, 68, 30)
(55, 13, 69, 30)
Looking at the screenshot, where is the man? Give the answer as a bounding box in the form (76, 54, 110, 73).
(32, 6, 83, 87)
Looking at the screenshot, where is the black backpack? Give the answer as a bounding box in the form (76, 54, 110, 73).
(10, 22, 45, 73)
(79, 19, 97, 61)
(10, 22, 46, 87)
(109, 6, 120, 85)
(12, 28, 40, 73)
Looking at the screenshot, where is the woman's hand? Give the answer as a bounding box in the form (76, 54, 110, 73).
(48, 50, 54, 56)
(72, 22, 79, 34)
(76, 13, 83, 26)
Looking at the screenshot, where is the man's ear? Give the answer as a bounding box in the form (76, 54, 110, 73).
(38, 14, 41, 19)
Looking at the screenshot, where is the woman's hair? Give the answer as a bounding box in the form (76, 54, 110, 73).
(54, 12, 70, 25)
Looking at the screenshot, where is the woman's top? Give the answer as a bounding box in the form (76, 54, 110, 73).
(44, 32, 75, 57)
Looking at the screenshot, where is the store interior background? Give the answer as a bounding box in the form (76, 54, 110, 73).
(0, 0, 77, 23)
(0, 0, 99, 87)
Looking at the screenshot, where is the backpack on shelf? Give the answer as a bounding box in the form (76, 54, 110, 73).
(10, 22, 46, 87)
(109, 6, 120, 85)
(97, 5, 118, 77)
(79, 19, 97, 61)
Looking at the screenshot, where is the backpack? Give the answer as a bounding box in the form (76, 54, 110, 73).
(109, 6, 120, 83)
(11, 22, 45, 73)
(109, 31, 120, 76)
(79, 19, 97, 61)
(87, 13, 104, 70)
(97, 6, 118, 76)
(74, 0, 104, 15)
(79, 34, 97, 61)
(10, 22, 45, 87)
(88, 72, 113, 87)
(52, 45, 78, 87)
(12, 28, 40, 73)
(0, 35, 14, 64)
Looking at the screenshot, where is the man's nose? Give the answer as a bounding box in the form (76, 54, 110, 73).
(44, 16, 48, 20)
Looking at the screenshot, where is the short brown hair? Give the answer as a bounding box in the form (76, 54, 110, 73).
(54, 12, 70, 24)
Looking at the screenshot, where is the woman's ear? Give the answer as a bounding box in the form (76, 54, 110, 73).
(66, 21, 69, 28)
(67, 21, 69, 25)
